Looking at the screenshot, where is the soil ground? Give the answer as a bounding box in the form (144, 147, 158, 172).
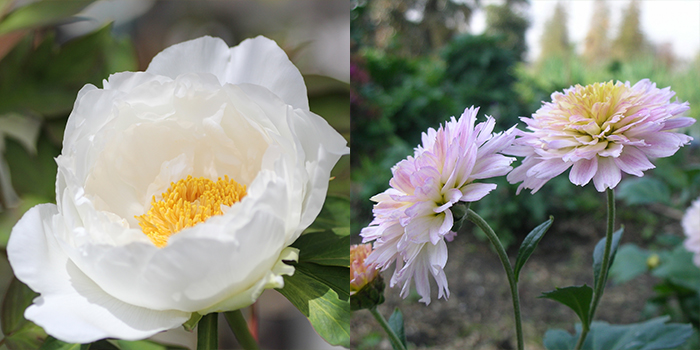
(351, 208, 682, 350)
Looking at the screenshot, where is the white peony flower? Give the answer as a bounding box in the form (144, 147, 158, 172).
(7, 36, 348, 343)
(683, 197, 700, 267)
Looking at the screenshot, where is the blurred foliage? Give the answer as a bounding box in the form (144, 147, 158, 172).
(484, 0, 529, 61)
(609, 237, 700, 349)
(350, 0, 477, 57)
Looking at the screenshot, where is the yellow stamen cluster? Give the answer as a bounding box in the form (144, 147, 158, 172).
(136, 175, 246, 247)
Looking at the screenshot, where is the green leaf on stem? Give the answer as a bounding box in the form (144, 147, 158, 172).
(0, 0, 95, 35)
(608, 244, 650, 284)
(592, 228, 623, 291)
(543, 316, 693, 350)
(514, 216, 553, 282)
(388, 308, 407, 350)
(539, 285, 593, 327)
(276, 262, 350, 348)
(292, 229, 349, 267)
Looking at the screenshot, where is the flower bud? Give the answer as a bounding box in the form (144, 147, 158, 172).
(350, 244, 385, 310)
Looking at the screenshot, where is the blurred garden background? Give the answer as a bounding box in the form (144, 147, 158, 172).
(350, 0, 700, 349)
(0, 1, 349, 349)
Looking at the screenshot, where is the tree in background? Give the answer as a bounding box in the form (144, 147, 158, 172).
(485, 0, 530, 61)
(612, 0, 649, 60)
(355, 0, 478, 57)
(538, 1, 571, 62)
(582, 0, 610, 64)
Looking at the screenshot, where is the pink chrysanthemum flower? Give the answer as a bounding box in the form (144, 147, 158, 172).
(360, 106, 516, 304)
(682, 197, 700, 267)
(507, 79, 695, 193)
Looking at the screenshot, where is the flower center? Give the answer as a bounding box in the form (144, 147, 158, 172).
(136, 175, 247, 247)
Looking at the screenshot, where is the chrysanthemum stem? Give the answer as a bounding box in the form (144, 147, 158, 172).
(197, 312, 218, 350)
(369, 307, 407, 350)
(466, 209, 524, 350)
(574, 188, 616, 350)
(224, 309, 260, 350)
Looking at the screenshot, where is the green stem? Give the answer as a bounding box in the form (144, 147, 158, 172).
(369, 307, 407, 350)
(224, 310, 260, 350)
(197, 313, 218, 350)
(574, 188, 615, 350)
(467, 209, 524, 350)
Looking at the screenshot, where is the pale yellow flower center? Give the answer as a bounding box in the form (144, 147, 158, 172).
(136, 175, 247, 247)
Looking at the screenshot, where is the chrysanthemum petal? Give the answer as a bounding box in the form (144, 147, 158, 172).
(613, 147, 655, 177)
(569, 157, 598, 186)
(592, 157, 622, 192)
(460, 183, 497, 202)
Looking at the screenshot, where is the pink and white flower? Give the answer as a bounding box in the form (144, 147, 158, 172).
(360, 107, 515, 304)
(683, 197, 700, 267)
(507, 79, 694, 193)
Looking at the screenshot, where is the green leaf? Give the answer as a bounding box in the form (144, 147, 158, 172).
(276, 262, 350, 347)
(306, 195, 349, 233)
(292, 229, 349, 267)
(0, 113, 41, 153)
(539, 285, 593, 327)
(617, 177, 671, 206)
(592, 228, 623, 291)
(2, 277, 38, 336)
(3, 322, 46, 350)
(543, 316, 694, 350)
(0, 0, 94, 35)
(0, 195, 49, 247)
(4, 135, 60, 200)
(0, 25, 137, 118)
(608, 244, 650, 284)
(37, 336, 85, 350)
(294, 263, 349, 300)
(652, 245, 700, 293)
(388, 308, 407, 350)
(514, 216, 553, 282)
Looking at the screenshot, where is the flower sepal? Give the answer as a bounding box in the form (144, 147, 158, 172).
(182, 312, 203, 332)
(351, 274, 386, 311)
(449, 202, 470, 233)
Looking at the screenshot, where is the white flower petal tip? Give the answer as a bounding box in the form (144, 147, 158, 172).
(508, 79, 693, 194)
(7, 36, 345, 342)
(360, 105, 514, 303)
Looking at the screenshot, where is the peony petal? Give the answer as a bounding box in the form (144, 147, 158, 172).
(147, 36, 309, 110)
(7, 204, 189, 343)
